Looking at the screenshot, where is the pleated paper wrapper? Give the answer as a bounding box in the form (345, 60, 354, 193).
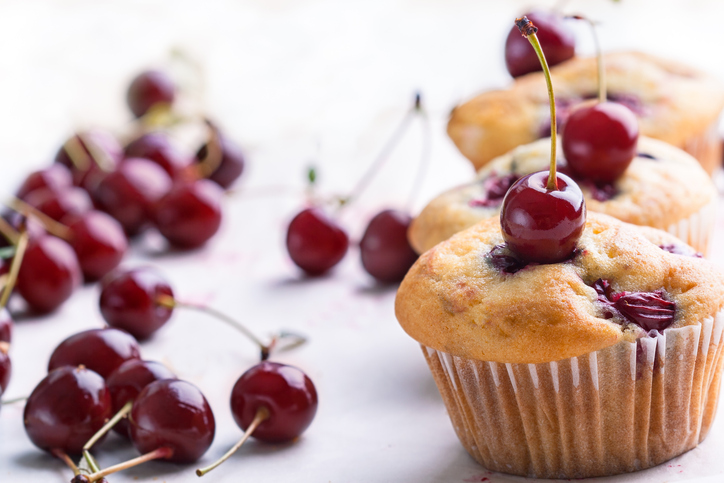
(666, 199, 716, 256)
(422, 310, 724, 479)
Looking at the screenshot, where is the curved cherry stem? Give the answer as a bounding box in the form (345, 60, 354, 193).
(194, 119, 224, 179)
(0, 229, 28, 309)
(82, 400, 134, 468)
(63, 133, 113, 173)
(568, 15, 605, 102)
(51, 448, 80, 476)
(516, 16, 558, 191)
(85, 446, 173, 482)
(5, 197, 72, 240)
(1, 395, 27, 405)
(0, 341, 8, 356)
(195, 406, 270, 477)
(405, 93, 431, 212)
(0, 217, 19, 246)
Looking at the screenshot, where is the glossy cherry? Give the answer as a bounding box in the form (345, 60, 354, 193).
(54, 130, 123, 191)
(286, 207, 349, 276)
(107, 359, 177, 438)
(0, 342, 11, 393)
(48, 328, 141, 379)
(16, 235, 82, 313)
(93, 157, 173, 236)
(360, 209, 417, 283)
(505, 11, 575, 78)
(126, 70, 176, 118)
(24, 366, 112, 454)
(195, 136, 245, 189)
(65, 210, 128, 282)
(16, 164, 73, 200)
(124, 132, 189, 178)
(129, 379, 215, 463)
(24, 186, 93, 222)
(99, 267, 174, 340)
(0, 308, 12, 343)
(153, 179, 223, 249)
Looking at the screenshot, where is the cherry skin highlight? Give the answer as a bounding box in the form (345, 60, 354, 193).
(505, 11, 575, 78)
(562, 102, 639, 183)
(48, 328, 141, 379)
(125, 132, 190, 178)
(107, 359, 177, 438)
(24, 186, 93, 222)
(500, 171, 586, 264)
(286, 207, 349, 276)
(16, 235, 82, 313)
(153, 179, 223, 249)
(16, 164, 73, 200)
(195, 136, 245, 189)
(0, 308, 13, 343)
(23, 366, 112, 454)
(231, 361, 318, 443)
(129, 379, 216, 463)
(65, 210, 129, 282)
(127, 70, 176, 118)
(54, 130, 123, 191)
(360, 209, 418, 283)
(99, 267, 174, 340)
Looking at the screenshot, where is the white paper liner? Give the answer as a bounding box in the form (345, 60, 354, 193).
(682, 121, 722, 176)
(666, 199, 716, 257)
(421, 310, 724, 479)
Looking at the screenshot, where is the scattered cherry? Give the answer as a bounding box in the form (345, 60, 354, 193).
(125, 131, 189, 178)
(505, 11, 575, 78)
(54, 130, 123, 191)
(93, 157, 173, 236)
(286, 207, 349, 276)
(360, 209, 417, 283)
(16, 235, 82, 313)
(24, 186, 93, 222)
(64, 210, 128, 282)
(48, 328, 141, 379)
(195, 135, 246, 189)
(153, 179, 223, 249)
(16, 164, 73, 200)
(24, 366, 112, 454)
(126, 70, 176, 118)
(0, 342, 11, 393)
(0, 308, 12, 343)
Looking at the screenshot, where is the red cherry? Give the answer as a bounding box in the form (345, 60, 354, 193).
(0, 343, 11, 393)
(500, 171, 585, 264)
(65, 210, 128, 282)
(286, 207, 348, 276)
(24, 186, 92, 222)
(230, 362, 317, 443)
(195, 136, 245, 189)
(127, 70, 176, 118)
(125, 132, 190, 178)
(505, 11, 575, 78)
(99, 267, 174, 340)
(129, 379, 215, 463)
(153, 179, 223, 249)
(16, 235, 82, 313)
(48, 328, 141, 379)
(562, 102, 639, 183)
(54, 130, 123, 190)
(16, 164, 73, 200)
(93, 158, 173, 236)
(360, 209, 417, 283)
(24, 366, 112, 454)
(107, 359, 177, 438)
(0, 308, 12, 343)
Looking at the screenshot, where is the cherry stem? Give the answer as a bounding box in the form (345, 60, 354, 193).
(0, 341, 8, 356)
(63, 135, 92, 172)
(568, 15, 605, 102)
(0, 229, 28, 309)
(82, 400, 133, 467)
(195, 119, 224, 179)
(405, 93, 431, 212)
(6, 197, 72, 240)
(195, 406, 270, 477)
(1, 395, 27, 405)
(85, 446, 174, 482)
(516, 16, 558, 191)
(0, 216, 19, 246)
(51, 448, 80, 476)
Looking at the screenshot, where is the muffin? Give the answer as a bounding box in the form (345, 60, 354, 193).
(396, 212, 724, 478)
(448, 51, 724, 174)
(409, 136, 716, 254)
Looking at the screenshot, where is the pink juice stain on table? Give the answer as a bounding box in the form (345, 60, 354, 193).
(463, 474, 490, 482)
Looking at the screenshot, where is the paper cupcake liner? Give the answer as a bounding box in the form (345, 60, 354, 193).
(422, 309, 724, 479)
(682, 122, 722, 176)
(666, 199, 716, 256)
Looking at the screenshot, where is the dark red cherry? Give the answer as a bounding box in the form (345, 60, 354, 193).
(360, 209, 417, 283)
(24, 186, 93, 222)
(107, 359, 177, 438)
(24, 366, 112, 454)
(54, 130, 123, 191)
(127, 70, 176, 118)
(48, 328, 141, 379)
(286, 207, 348, 276)
(195, 136, 245, 189)
(64, 210, 128, 282)
(125, 132, 190, 178)
(99, 267, 174, 340)
(129, 379, 215, 463)
(0, 308, 12, 343)
(153, 180, 223, 249)
(16, 164, 73, 200)
(500, 171, 585, 264)
(16, 235, 82, 313)
(231, 361, 317, 443)
(505, 11, 575, 78)
(93, 158, 173, 236)
(0, 343, 11, 393)
(562, 102, 639, 182)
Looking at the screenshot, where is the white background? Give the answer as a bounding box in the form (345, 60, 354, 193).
(2, 1, 724, 482)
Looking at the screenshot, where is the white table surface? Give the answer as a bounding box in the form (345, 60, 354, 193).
(3, 1, 724, 482)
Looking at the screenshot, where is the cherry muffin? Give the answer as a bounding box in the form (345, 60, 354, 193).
(448, 52, 724, 174)
(396, 212, 724, 478)
(409, 136, 716, 254)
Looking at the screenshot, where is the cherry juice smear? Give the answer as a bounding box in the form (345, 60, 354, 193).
(469, 173, 520, 208)
(485, 245, 531, 274)
(659, 244, 703, 258)
(592, 278, 676, 332)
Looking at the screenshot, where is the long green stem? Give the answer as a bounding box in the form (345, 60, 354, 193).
(51, 448, 80, 476)
(81, 400, 134, 470)
(1, 395, 27, 405)
(6, 197, 72, 240)
(86, 446, 173, 482)
(0, 230, 28, 309)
